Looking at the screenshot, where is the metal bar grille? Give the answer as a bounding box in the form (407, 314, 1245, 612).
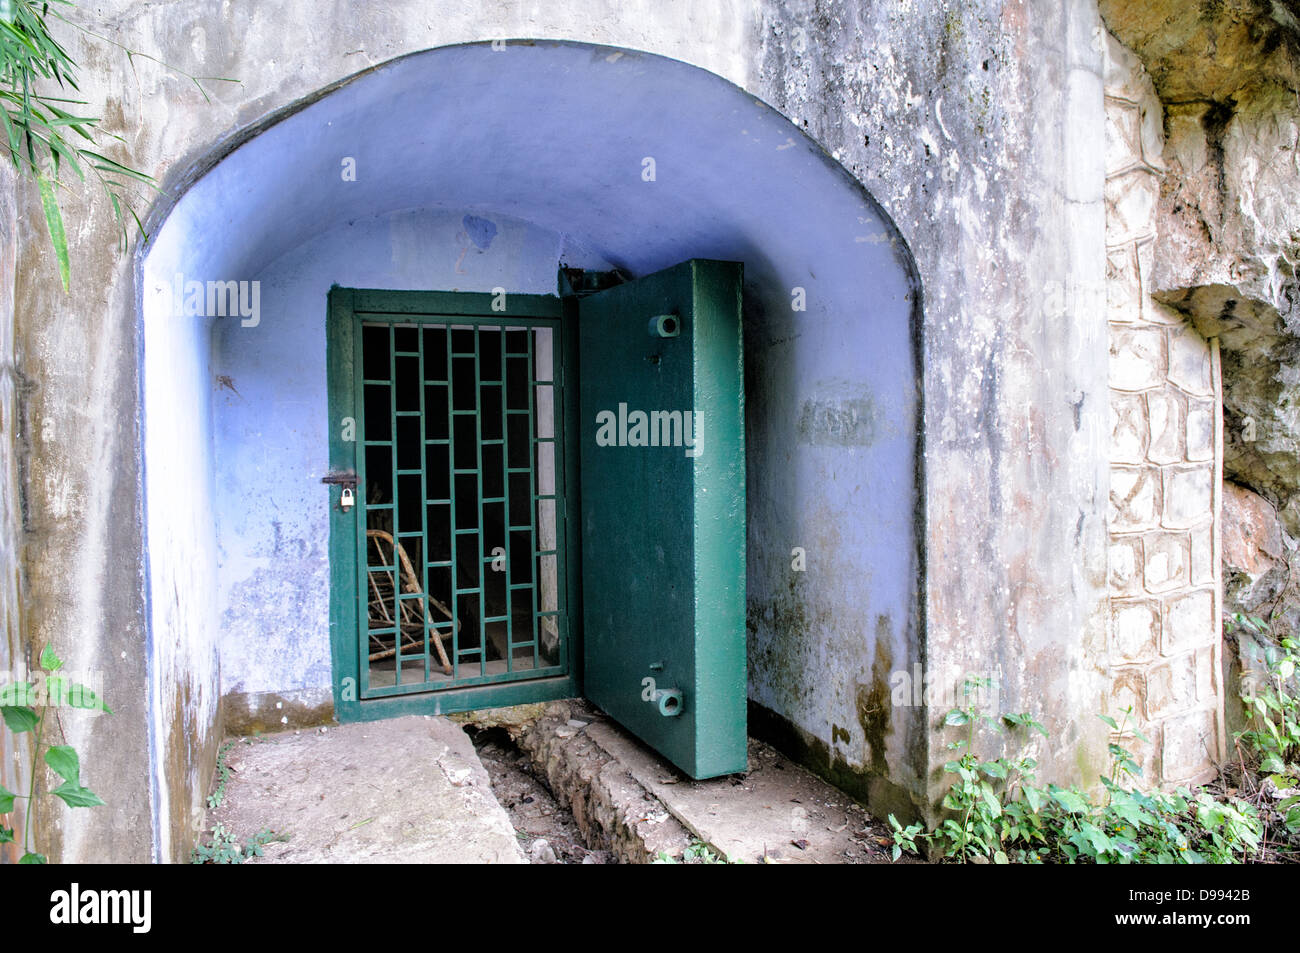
(357, 314, 565, 698)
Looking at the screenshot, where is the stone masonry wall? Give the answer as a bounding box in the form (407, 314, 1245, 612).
(1104, 33, 1223, 786)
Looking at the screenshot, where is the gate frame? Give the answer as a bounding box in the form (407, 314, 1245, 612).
(326, 286, 583, 722)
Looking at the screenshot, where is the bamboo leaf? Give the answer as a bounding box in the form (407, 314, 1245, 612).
(37, 171, 68, 290)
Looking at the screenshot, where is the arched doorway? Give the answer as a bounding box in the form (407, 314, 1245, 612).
(138, 39, 922, 837)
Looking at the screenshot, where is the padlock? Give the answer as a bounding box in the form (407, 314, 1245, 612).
(340, 487, 355, 512)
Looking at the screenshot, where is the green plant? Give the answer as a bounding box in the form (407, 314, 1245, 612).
(923, 675, 1047, 862)
(206, 740, 236, 809)
(190, 823, 282, 865)
(0, 1, 235, 289)
(1228, 613, 1300, 855)
(0, 642, 111, 863)
(888, 681, 1262, 865)
(653, 839, 737, 864)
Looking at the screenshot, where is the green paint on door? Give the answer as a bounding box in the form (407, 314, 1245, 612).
(577, 260, 747, 779)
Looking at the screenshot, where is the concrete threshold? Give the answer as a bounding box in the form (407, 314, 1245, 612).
(500, 700, 895, 864)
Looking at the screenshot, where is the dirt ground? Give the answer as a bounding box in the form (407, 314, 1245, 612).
(469, 725, 612, 864)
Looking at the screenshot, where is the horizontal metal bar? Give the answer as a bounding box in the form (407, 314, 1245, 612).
(358, 665, 568, 699)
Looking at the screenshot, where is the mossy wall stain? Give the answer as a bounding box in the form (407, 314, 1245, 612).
(856, 616, 894, 775)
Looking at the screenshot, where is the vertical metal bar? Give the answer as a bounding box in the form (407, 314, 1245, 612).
(474, 327, 487, 678)
(388, 324, 402, 686)
(502, 329, 513, 673)
(552, 330, 566, 668)
(526, 329, 540, 672)
(417, 323, 431, 685)
(446, 325, 458, 679)
(355, 319, 371, 700)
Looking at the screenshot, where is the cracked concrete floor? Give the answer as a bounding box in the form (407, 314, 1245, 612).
(200, 715, 525, 864)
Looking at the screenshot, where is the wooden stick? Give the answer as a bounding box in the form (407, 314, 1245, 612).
(367, 529, 453, 674)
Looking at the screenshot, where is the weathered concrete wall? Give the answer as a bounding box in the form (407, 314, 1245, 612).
(757, 0, 1112, 807)
(1102, 32, 1224, 785)
(16, 0, 764, 863)
(15, 0, 1132, 858)
(0, 161, 28, 862)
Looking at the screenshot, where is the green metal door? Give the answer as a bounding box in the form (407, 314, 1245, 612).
(577, 260, 747, 779)
(327, 288, 579, 721)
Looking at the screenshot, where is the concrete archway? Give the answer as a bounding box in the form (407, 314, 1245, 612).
(138, 40, 922, 856)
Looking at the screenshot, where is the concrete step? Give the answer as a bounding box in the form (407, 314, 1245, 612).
(201, 715, 525, 864)
(493, 700, 898, 864)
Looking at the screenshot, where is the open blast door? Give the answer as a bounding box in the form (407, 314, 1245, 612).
(575, 259, 747, 780)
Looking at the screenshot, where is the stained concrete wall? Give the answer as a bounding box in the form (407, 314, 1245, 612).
(13, 0, 1126, 859)
(0, 161, 27, 862)
(757, 0, 1112, 802)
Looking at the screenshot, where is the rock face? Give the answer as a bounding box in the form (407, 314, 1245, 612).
(1222, 481, 1298, 626)
(1102, 2, 1300, 637)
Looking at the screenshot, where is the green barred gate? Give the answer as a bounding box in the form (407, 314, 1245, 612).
(327, 261, 746, 779)
(327, 288, 579, 718)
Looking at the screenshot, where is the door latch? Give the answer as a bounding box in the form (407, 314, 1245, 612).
(322, 471, 359, 513)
